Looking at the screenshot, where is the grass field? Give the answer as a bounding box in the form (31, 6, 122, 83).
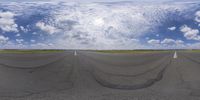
(0, 50, 65, 54)
(180, 50, 200, 53)
(95, 50, 171, 54)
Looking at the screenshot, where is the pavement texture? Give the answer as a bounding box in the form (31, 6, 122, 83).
(0, 51, 199, 100)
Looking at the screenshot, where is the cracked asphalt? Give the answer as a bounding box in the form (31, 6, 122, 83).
(0, 51, 200, 100)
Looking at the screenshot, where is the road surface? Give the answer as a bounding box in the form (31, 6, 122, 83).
(0, 51, 199, 100)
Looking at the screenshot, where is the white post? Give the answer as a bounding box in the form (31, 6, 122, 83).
(74, 50, 77, 56)
(173, 51, 177, 59)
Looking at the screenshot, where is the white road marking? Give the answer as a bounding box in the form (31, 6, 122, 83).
(74, 50, 77, 56)
(173, 51, 177, 59)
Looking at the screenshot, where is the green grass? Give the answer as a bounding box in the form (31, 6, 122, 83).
(180, 50, 200, 53)
(0, 50, 65, 54)
(95, 50, 171, 54)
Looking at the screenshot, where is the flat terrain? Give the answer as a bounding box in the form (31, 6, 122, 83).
(0, 50, 199, 100)
(95, 50, 170, 53)
(0, 50, 65, 54)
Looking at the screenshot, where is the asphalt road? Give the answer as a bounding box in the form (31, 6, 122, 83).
(0, 51, 200, 100)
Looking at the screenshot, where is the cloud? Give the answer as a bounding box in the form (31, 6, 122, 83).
(36, 21, 59, 35)
(20, 26, 29, 32)
(0, 2, 196, 49)
(147, 38, 185, 49)
(15, 33, 20, 37)
(32, 32, 37, 35)
(187, 42, 200, 49)
(29, 42, 55, 49)
(168, 26, 176, 31)
(161, 38, 184, 44)
(148, 39, 160, 45)
(0, 35, 9, 44)
(49, 2, 189, 49)
(16, 39, 24, 44)
(1, 0, 199, 3)
(175, 40, 184, 44)
(161, 38, 176, 44)
(195, 11, 200, 23)
(180, 25, 200, 40)
(148, 38, 184, 45)
(0, 11, 18, 32)
(30, 39, 35, 43)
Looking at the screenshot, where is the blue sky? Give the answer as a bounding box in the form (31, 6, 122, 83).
(1, 0, 200, 3)
(0, 1, 200, 49)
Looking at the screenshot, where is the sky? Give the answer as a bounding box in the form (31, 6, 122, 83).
(0, 0, 175, 2)
(0, 0, 200, 49)
(1, 0, 199, 2)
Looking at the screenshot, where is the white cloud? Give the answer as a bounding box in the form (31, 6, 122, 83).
(161, 38, 184, 45)
(195, 11, 200, 23)
(168, 26, 176, 31)
(187, 42, 200, 49)
(175, 40, 184, 44)
(29, 42, 54, 49)
(180, 25, 200, 40)
(15, 33, 20, 37)
(93, 18, 105, 27)
(147, 38, 185, 49)
(20, 26, 29, 32)
(161, 38, 175, 44)
(30, 39, 35, 42)
(36, 22, 59, 35)
(0, 2, 193, 49)
(32, 32, 37, 35)
(16, 39, 24, 44)
(0, 35, 9, 44)
(148, 39, 160, 45)
(0, 11, 18, 32)
(49, 2, 188, 49)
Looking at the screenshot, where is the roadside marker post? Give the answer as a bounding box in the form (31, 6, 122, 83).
(74, 50, 77, 56)
(173, 51, 177, 59)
